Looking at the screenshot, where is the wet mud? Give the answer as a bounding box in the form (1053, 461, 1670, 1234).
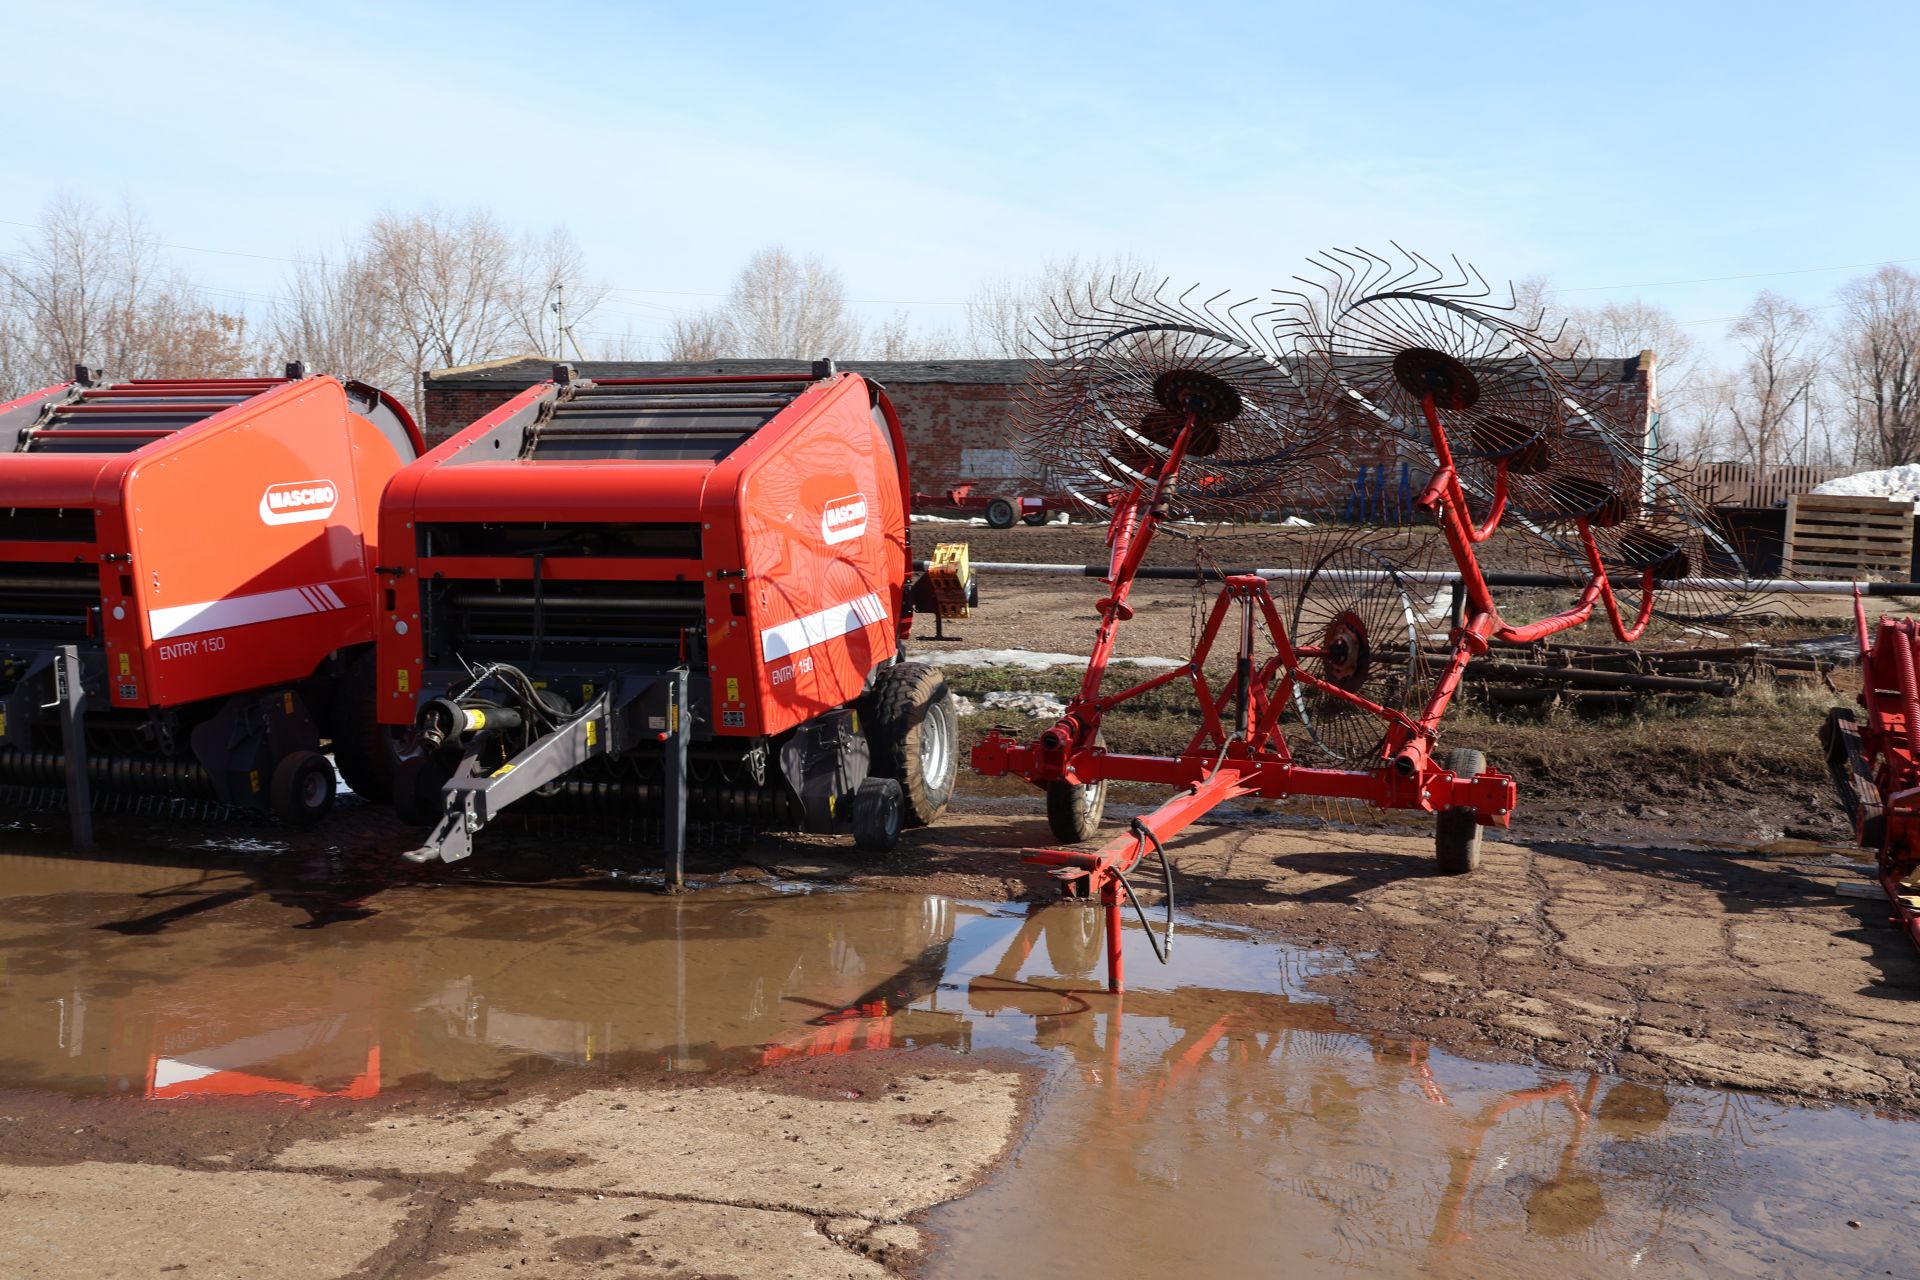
(1, 829, 1918, 1277)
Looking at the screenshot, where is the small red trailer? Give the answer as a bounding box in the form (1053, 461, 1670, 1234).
(378, 362, 960, 875)
(914, 482, 1080, 528)
(0, 365, 422, 845)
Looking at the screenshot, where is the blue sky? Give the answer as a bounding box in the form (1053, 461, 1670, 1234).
(2, 0, 1914, 356)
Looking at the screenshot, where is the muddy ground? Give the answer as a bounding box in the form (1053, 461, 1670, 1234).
(862, 799, 1920, 1111)
(0, 1049, 1033, 1279)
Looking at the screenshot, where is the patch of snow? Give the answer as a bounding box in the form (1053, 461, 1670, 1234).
(1418, 588, 1454, 623)
(1811, 464, 1920, 507)
(910, 513, 989, 525)
(1281, 515, 1314, 527)
(979, 690, 1068, 719)
(950, 692, 980, 717)
(919, 648, 1183, 670)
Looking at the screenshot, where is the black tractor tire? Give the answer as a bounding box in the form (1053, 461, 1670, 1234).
(852, 777, 904, 853)
(329, 649, 405, 803)
(393, 752, 455, 827)
(866, 662, 958, 827)
(271, 750, 336, 827)
(985, 498, 1016, 529)
(1022, 510, 1047, 526)
(1435, 747, 1486, 875)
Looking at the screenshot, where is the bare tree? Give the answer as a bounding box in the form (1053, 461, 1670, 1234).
(362, 209, 522, 413)
(1564, 299, 1704, 457)
(1719, 291, 1826, 468)
(0, 195, 251, 394)
(130, 284, 254, 379)
(1507, 274, 1561, 343)
(723, 246, 861, 358)
(665, 310, 730, 361)
(268, 248, 401, 390)
(0, 290, 28, 400)
(1834, 265, 1920, 468)
(866, 310, 956, 360)
(509, 227, 605, 359)
(964, 253, 1157, 358)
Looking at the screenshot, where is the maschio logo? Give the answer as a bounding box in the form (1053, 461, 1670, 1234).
(259, 480, 338, 526)
(820, 493, 868, 545)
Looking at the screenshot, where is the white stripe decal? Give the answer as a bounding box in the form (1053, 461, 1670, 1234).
(148, 583, 350, 641)
(760, 591, 888, 663)
(151, 1059, 221, 1089)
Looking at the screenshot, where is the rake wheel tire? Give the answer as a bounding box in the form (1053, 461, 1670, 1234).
(272, 750, 336, 827)
(1435, 747, 1486, 875)
(852, 777, 904, 853)
(985, 498, 1017, 528)
(1046, 730, 1108, 844)
(865, 662, 957, 827)
(1045, 902, 1104, 977)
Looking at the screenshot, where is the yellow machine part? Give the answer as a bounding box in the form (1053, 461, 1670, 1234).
(927, 543, 973, 620)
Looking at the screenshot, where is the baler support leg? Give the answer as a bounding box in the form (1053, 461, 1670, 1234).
(55, 645, 92, 851)
(664, 668, 689, 889)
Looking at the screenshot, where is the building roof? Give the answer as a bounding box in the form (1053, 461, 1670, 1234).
(425, 357, 1029, 390)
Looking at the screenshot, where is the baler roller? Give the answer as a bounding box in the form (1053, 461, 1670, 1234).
(0, 748, 215, 797)
(525, 774, 805, 826)
(553, 395, 796, 412)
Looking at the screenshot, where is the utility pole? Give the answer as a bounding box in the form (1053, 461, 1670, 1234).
(551, 282, 587, 361)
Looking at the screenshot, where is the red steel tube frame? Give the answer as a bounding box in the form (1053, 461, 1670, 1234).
(974, 385, 1683, 992)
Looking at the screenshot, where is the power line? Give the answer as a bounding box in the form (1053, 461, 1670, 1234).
(1563, 256, 1920, 294)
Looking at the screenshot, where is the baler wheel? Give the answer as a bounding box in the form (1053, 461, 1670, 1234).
(330, 649, 404, 802)
(986, 498, 1017, 528)
(866, 663, 958, 826)
(1434, 747, 1486, 875)
(852, 777, 904, 852)
(393, 752, 456, 826)
(272, 750, 337, 827)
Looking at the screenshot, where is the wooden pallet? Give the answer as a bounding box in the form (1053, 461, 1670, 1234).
(1784, 493, 1915, 579)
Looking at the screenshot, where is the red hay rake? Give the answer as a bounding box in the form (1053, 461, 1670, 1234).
(972, 248, 1741, 992)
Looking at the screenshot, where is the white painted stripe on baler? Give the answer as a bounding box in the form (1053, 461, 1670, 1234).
(148, 583, 348, 641)
(760, 591, 888, 663)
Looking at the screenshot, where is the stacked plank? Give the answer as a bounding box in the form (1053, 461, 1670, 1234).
(1783, 494, 1915, 580)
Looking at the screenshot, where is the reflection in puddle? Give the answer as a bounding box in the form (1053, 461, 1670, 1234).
(0, 849, 1911, 1276)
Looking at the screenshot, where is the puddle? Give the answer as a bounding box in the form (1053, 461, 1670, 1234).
(0, 848, 1914, 1275)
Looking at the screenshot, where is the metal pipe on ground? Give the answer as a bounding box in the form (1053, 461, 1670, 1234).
(933, 560, 1920, 597)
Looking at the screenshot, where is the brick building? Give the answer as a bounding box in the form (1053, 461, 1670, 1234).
(422, 357, 1034, 499)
